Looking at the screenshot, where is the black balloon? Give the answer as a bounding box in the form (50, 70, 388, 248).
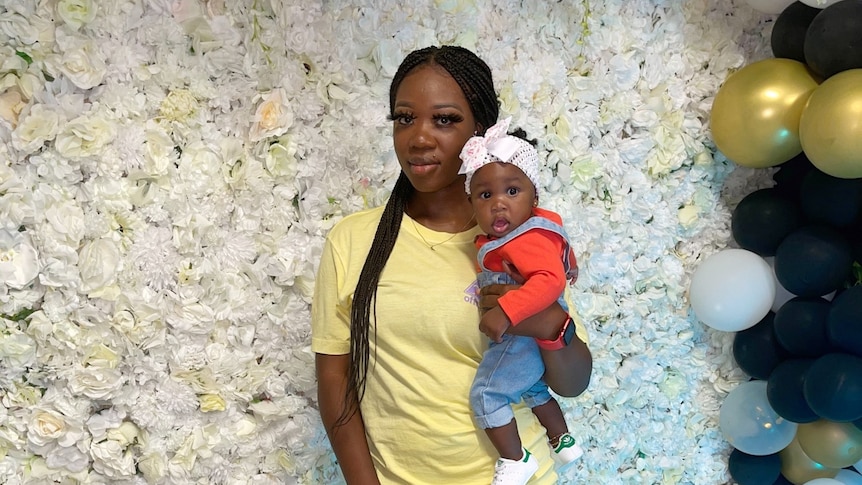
(800, 169, 862, 228)
(728, 449, 781, 485)
(772, 2, 821, 62)
(773, 475, 794, 485)
(733, 312, 787, 380)
(774, 226, 852, 297)
(774, 297, 832, 357)
(804, 0, 862, 79)
(773, 153, 816, 201)
(767, 358, 819, 423)
(827, 285, 862, 357)
(804, 352, 862, 422)
(732, 188, 801, 256)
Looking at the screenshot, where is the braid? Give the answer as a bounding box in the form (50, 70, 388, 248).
(339, 46, 498, 425)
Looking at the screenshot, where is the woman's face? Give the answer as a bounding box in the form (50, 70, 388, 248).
(391, 65, 479, 195)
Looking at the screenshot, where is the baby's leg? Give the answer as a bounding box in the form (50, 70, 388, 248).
(530, 398, 568, 442)
(485, 419, 523, 460)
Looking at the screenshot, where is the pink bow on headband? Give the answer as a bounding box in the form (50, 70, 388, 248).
(458, 117, 522, 176)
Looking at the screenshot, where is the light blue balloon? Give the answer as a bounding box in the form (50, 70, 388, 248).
(720, 380, 798, 456)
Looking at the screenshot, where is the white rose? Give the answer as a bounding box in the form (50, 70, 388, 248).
(0, 229, 40, 290)
(56, 0, 97, 30)
(55, 114, 116, 159)
(59, 41, 106, 90)
(28, 409, 84, 451)
(77, 238, 120, 297)
(11, 104, 62, 155)
(90, 439, 135, 478)
(263, 136, 298, 179)
(0, 331, 36, 368)
(68, 365, 124, 400)
(249, 89, 293, 141)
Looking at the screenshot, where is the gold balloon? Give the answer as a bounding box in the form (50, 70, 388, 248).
(800, 69, 862, 179)
(711, 58, 819, 168)
(779, 435, 840, 485)
(796, 419, 862, 469)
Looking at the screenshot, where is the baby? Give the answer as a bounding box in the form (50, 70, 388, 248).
(460, 118, 583, 485)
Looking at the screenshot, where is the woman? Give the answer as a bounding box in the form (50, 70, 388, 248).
(312, 45, 592, 484)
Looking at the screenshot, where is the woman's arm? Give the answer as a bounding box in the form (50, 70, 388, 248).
(316, 353, 381, 485)
(479, 264, 592, 397)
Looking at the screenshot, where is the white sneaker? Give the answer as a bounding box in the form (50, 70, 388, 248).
(491, 448, 539, 485)
(550, 433, 583, 468)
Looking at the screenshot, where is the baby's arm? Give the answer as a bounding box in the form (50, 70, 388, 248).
(495, 230, 568, 325)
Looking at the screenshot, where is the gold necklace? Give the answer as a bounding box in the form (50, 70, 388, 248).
(408, 211, 476, 251)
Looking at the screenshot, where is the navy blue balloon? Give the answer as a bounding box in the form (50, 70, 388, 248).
(804, 352, 862, 422)
(804, 0, 862, 79)
(800, 169, 862, 228)
(773, 153, 815, 202)
(728, 448, 781, 485)
(772, 2, 821, 63)
(733, 312, 787, 380)
(773, 474, 794, 485)
(774, 297, 832, 357)
(767, 358, 819, 423)
(732, 188, 801, 256)
(828, 285, 862, 357)
(774, 226, 852, 297)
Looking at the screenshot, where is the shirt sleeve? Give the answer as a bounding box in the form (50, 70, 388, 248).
(495, 230, 568, 325)
(311, 234, 352, 355)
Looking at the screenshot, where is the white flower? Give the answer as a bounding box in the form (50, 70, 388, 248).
(0, 331, 36, 369)
(249, 89, 294, 142)
(56, 0, 97, 31)
(58, 41, 107, 90)
(28, 409, 84, 452)
(0, 229, 39, 290)
(68, 365, 124, 400)
(55, 113, 116, 159)
(77, 238, 121, 298)
(11, 104, 62, 155)
(90, 439, 135, 478)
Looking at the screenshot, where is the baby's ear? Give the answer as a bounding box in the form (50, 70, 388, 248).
(533, 195, 539, 207)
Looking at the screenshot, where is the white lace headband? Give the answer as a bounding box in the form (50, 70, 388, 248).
(458, 117, 540, 195)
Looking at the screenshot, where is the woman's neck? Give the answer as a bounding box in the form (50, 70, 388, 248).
(407, 186, 476, 233)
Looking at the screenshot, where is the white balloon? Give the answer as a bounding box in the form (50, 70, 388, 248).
(800, 0, 842, 8)
(745, 0, 795, 14)
(804, 479, 843, 485)
(856, 455, 862, 472)
(835, 469, 862, 485)
(690, 249, 776, 332)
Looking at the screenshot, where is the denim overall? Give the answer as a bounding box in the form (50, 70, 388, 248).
(470, 216, 577, 429)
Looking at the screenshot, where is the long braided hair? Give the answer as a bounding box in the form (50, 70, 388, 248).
(338, 46, 500, 425)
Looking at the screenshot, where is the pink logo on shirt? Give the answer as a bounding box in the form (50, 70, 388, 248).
(463, 280, 479, 306)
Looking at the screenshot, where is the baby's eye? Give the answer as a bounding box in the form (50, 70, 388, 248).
(507, 187, 520, 196)
(479, 191, 491, 200)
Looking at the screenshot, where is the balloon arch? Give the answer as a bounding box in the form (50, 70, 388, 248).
(692, 1, 862, 484)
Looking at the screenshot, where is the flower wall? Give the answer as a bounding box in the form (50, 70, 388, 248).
(0, 0, 773, 483)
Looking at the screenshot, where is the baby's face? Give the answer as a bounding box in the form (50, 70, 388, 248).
(468, 162, 537, 238)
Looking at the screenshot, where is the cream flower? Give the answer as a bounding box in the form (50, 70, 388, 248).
(11, 104, 62, 155)
(249, 89, 293, 142)
(54, 113, 116, 159)
(56, 0, 97, 31)
(0, 229, 39, 290)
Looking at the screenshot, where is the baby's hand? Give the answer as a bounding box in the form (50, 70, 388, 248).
(479, 306, 511, 343)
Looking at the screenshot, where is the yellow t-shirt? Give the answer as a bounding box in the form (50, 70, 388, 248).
(312, 206, 586, 484)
